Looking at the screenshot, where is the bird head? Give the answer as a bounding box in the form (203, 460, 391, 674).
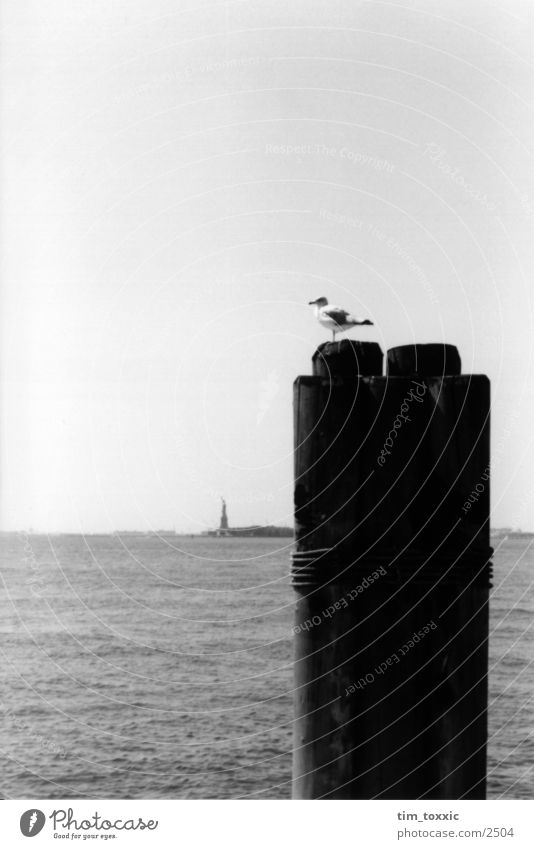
(362, 319, 373, 325)
(308, 297, 328, 307)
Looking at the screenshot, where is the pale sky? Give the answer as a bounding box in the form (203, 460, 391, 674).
(1, 0, 534, 533)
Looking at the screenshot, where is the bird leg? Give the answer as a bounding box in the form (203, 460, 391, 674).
(332, 330, 336, 342)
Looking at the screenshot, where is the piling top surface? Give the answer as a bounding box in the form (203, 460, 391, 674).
(312, 340, 383, 378)
(311, 342, 461, 378)
(387, 344, 461, 376)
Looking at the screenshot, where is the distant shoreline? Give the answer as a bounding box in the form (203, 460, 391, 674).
(2, 529, 532, 539)
(0, 529, 295, 538)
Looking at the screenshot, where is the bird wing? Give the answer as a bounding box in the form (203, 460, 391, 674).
(322, 306, 352, 325)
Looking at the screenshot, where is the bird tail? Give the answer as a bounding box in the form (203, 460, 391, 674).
(347, 314, 373, 326)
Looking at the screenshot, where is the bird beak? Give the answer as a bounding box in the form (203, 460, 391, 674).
(308, 299, 317, 305)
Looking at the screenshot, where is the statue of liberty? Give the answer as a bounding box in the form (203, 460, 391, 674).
(220, 497, 229, 531)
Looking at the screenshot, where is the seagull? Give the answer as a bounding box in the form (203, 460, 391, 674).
(308, 297, 373, 341)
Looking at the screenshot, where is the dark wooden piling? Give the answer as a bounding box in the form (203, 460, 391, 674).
(292, 341, 491, 799)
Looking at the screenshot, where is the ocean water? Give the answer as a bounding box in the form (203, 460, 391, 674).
(0, 534, 531, 799)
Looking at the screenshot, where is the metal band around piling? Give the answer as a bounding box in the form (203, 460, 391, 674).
(291, 546, 493, 587)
